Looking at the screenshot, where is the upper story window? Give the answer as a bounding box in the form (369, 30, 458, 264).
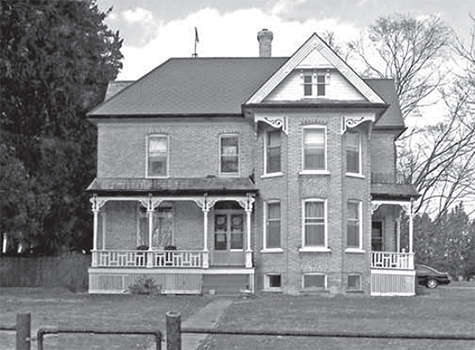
(265, 130, 281, 174)
(302, 199, 326, 248)
(219, 134, 239, 176)
(346, 132, 361, 174)
(347, 200, 362, 250)
(264, 201, 281, 249)
(147, 135, 168, 177)
(302, 71, 328, 97)
(303, 126, 326, 171)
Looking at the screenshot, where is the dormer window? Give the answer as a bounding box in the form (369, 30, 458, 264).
(302, 71, 329, 97)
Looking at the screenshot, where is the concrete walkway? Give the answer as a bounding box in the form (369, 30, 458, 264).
(180, 298, 234, 350)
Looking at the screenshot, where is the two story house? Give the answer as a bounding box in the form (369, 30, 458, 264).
(86, 30, 419, 296)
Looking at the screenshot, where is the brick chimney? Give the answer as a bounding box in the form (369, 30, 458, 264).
(257, 28, 273, 57)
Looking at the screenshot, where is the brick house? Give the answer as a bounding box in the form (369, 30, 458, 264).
(86, 30, 419, 296)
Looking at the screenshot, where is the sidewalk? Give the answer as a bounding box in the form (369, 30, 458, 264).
(180, 297, 234, 350)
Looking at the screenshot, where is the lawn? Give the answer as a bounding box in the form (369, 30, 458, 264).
(197, 284, 475, 350)
(0, 287, 209, 350)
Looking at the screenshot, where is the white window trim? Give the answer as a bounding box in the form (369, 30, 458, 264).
(263, 200, 281, 250)
(146, 134, 169, 178)
(218, 134, 240, 177)
(346, 200, 363, 251)
(264, 273, 283, 291)
(301, 199, 328, 250)
(264, 130, 282, 176)
(345, 131, 363, 176)
(302, 125, 327, 172)
(301, 70, 330, 98)
(302, 273, 327, 290)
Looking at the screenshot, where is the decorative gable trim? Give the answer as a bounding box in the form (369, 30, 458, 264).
(245, 34, 385, 105)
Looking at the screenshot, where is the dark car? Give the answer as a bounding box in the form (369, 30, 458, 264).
(416, 264, 450, 289)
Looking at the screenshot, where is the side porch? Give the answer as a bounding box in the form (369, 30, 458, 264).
(370, 181, 419, 296)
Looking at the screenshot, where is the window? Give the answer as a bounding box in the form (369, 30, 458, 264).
(302, 274, 326, 290)
(316, 75, 326, 96)
(303, 127, 326, 171)
(266, 274, 282, 289)
(265, 130, 281, 174)
(220, 135, 239, 176)
(303, 74, 313, 96)
(346, 132, 361, 174)
(371, 221, 383, 251)
(147, 135, 168, 177)
(347, 275, 361, 290)
(265, 201, 281, 249)
(303, 200, 326, 248)
(347, 201, 361, 249)
(302, 72, 327, 97)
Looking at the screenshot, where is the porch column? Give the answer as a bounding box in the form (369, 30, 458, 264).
(239, 194, 255, 269)
(140, 195, 162, 268)
(395, 217, 401, 252)
(194, 195, 217, 269)
(90, 195, 106, 267)
(408, 199, 414, 254)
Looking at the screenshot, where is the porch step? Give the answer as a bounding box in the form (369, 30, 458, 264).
(203, 274, 248, 295)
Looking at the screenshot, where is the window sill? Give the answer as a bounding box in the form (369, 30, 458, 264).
(345, 173, 365, 179)
(299, 247, 331, 253)
(299, 170, 331, 176)
(345, 289, 364, 294)
(260, 248, 284, 253)
(261, 172, 283, 179)
(345, 249, 365, 254)
(262, 288, 283, 293)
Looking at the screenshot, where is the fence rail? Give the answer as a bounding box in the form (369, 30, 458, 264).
(92, 249, 207, 268)
(371, 251, 414, 269)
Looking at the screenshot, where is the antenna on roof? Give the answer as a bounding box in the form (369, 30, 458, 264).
(192, 27, 199, 57)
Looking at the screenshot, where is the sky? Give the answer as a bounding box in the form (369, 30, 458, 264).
(96, 0, 474, 80)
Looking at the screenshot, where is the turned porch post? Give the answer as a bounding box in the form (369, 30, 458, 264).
(195, 194, 216, 269)
(239, 193, 255, 269)
(408, 199, 414, 254)
(90, 195, 106, 267)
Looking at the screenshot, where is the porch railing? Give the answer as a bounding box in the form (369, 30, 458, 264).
(91, 250, 208, 268)
(371, 251, 414, 270)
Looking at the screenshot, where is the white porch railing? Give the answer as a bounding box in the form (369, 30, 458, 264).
(92, 250, 208, 268)
(371, 251, 414, 270)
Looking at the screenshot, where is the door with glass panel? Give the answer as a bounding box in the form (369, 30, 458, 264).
(213, 211, 245, 266)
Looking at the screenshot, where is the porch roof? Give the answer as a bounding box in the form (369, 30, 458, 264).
(86, 177, 257, 195)
(371, 183, 419, 201)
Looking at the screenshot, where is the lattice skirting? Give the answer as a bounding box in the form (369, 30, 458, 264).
(370, 269, 416, 296)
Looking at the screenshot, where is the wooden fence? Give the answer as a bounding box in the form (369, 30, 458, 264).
(0, 254, 90, 291)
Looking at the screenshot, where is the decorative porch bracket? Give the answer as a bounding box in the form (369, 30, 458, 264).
(342, 115, 375, 134)
(238, 194, 256, 268)
(90, 194, 107, 266)
(254, 115, 288, 135)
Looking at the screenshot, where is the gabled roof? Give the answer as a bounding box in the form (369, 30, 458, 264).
(245, 33, 385, 105)
(88, 57, 287, 117)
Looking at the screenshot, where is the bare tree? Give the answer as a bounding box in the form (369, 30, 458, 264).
(349, 13, 451, 119)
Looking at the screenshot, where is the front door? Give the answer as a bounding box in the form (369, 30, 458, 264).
(213, 211, 244, 266)
(372, 221, 383, 251)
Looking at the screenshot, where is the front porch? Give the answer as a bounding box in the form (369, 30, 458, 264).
(370, 251, 415, 296)
(87, 177, 257, 295)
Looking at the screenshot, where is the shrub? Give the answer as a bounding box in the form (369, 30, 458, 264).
(128, 275, 162, 295)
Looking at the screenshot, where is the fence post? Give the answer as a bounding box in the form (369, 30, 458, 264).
(16, 313, 31, 350)
(166, 311, 181, 350)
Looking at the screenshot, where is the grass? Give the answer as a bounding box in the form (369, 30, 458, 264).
(196, 283, 475, 350)
(1, 283, 474, 350)
(0, 287, 209, 350)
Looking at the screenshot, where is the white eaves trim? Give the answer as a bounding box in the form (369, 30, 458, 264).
(245, 33, 385, 105)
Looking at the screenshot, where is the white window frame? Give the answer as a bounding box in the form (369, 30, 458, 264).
(301, 70, 329, 98)
(346, 200, 363, 252)
(264, 130, 282, 176)
(345, 131, 362, 176)
(265, 273, 282, 291)
(219, 134, 240, 177)
(146, 134, 169, 178)
(262, 200, 283, 252)
(300, 199, 329, 252)
(302, 273, 327, 290)
(300, 125, 329, 174)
